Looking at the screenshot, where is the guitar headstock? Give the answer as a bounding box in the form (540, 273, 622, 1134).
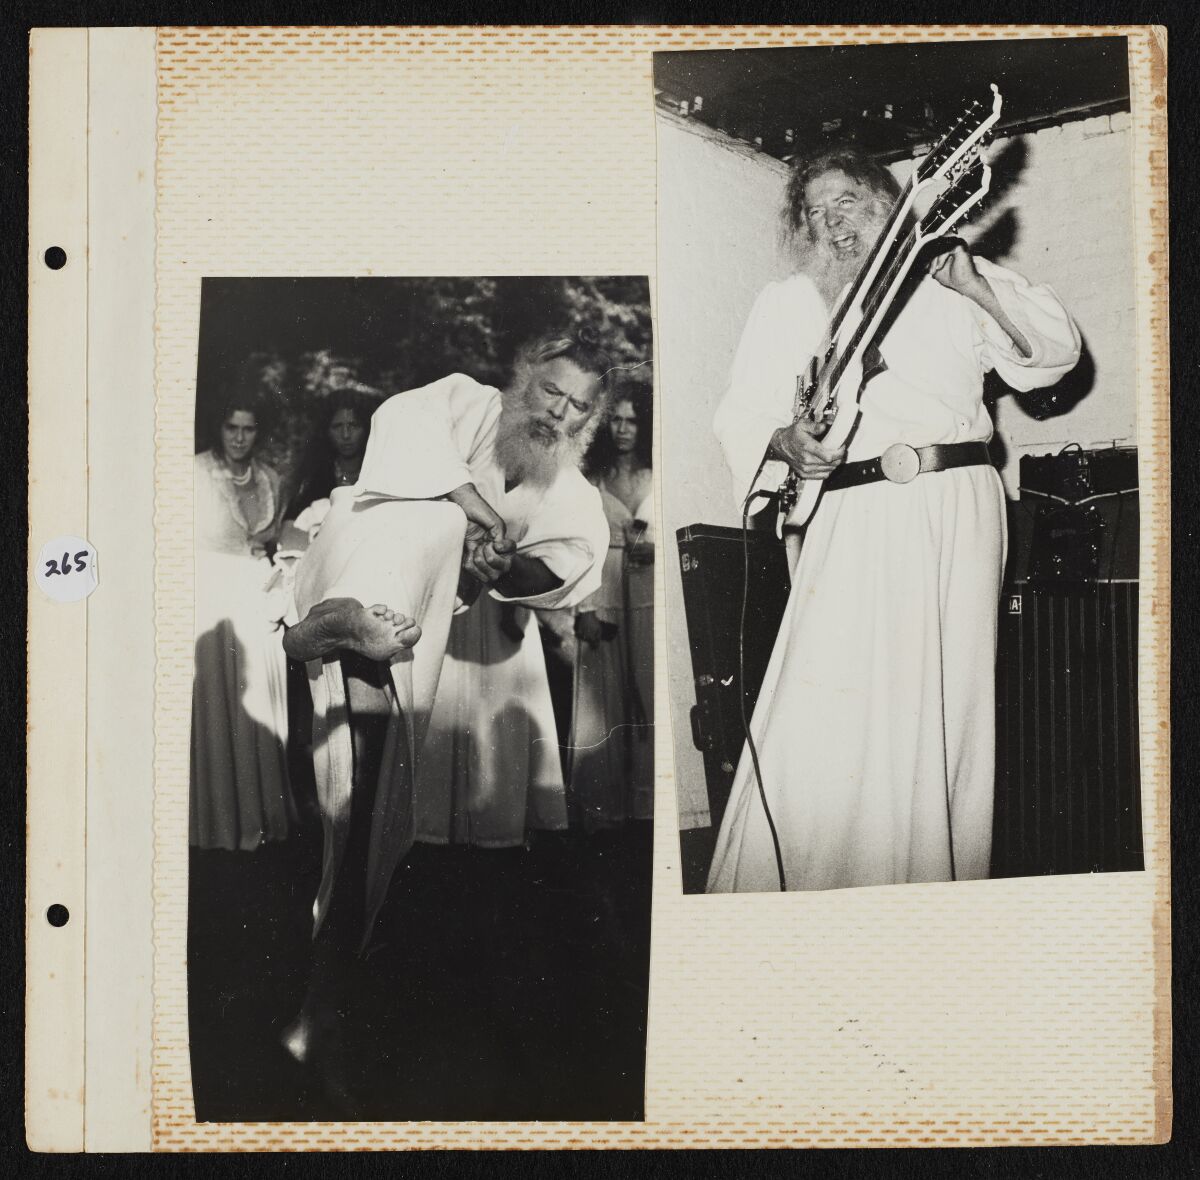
(917, 155, 993, 243)
(915, 84, 1003, 187)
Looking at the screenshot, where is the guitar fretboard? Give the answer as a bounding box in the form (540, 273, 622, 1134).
(815, 161, 982, 409)
(821, 171, 915, 355)
(817, 218, 923, 407)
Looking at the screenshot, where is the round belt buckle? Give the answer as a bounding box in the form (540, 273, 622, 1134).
(880, 442, 920, 484)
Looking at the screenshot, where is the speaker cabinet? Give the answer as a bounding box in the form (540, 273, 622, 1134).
(993, 582, 1143, 877)
(675, 524, 1144, 887)
(675, 523, 791, 833)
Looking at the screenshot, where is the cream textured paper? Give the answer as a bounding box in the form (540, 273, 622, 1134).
(28, 31, 159, 1153)
(147, 25, 1169, 1149)
(27, 27, 89, 1152)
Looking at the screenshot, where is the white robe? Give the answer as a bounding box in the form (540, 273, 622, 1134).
(707, 262, 1081, 894)
(191, 450, 293, 851)
(292, 373, 607, 941)
(414, 469, 610, 848)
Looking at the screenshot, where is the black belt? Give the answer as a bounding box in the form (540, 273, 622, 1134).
(823, 441, 992, 493)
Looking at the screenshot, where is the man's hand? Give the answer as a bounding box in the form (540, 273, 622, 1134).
(445, 482, 507, 546)
(462, 534, 517, 586)
(770, 417, 846, 481)
(927, 239, 990, 300)
(447, 481, 519, 587)
(928, 240, 1032, 358)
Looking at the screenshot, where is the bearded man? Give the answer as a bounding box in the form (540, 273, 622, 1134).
(707, 146, 1082, 895)
(280, 332, 611, 1079)
(412, 347, 618, 849)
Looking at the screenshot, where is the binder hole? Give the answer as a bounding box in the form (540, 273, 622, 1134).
(46, 904, 69, 928)
(43, 247, 67, 270)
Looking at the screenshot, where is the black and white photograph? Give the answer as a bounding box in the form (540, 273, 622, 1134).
(186, 275, 655, 1119)
(20, 21, 1172, 1153)
(656, 37, 1143, 895)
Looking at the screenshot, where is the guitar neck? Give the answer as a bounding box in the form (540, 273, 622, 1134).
(815, 218, 927, 413)
(777, 88, 1001, 521)
(825, 172, 916, 343)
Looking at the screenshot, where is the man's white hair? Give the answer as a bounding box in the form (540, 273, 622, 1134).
(494, 330, 614, 484)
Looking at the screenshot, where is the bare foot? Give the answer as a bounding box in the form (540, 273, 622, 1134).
(341, 604, 421, 661)
(285, 598, 421, 662)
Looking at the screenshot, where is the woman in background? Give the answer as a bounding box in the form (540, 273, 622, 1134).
(280, 389, 376, 552)
(569, 385, 655, 828)
(275, 390, 378, 822)
(191, 392, 294, 850)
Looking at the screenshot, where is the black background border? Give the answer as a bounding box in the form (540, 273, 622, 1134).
(3, 4, 1194, 1173)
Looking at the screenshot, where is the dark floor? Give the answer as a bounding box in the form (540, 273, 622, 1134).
(188, 817, 653, 1122)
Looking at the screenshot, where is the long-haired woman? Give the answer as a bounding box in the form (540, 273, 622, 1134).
(569, 382, 655, 827)
(191, 390, 295, 850)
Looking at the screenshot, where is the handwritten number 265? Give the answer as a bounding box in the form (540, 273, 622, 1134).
(44, 550, 89, 577)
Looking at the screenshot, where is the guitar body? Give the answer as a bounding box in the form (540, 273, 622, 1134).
(783, 355, 872, 528)
(782, 311, 881, 529)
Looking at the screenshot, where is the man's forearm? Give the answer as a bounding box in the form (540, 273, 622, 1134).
(965, 279, 1032, 358)
(493, 555, 563, 599)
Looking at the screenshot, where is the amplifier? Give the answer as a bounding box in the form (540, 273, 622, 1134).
(993, 582, 1143, 878)
(1017, 446, 1139, 583)
(675, 522, 791, 832)
(1019, 445, 1138, 500)
(676, 524, 1144, 884)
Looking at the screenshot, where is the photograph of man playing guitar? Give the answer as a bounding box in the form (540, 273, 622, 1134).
(708, 110, 1082, 895)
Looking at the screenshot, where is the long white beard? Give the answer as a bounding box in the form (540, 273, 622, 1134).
(493, 385, 599, 487)
(799, 205, 892, 311)
(807, 247, 868, 310)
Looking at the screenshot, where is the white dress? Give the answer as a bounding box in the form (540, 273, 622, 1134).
(292, 374, 608, 943)
(707, 261, 1081, 894)
(191, 450, 293, 850)
(569, 477, 655, 826)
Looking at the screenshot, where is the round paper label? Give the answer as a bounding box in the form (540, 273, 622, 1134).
(34, 535, 99, 603)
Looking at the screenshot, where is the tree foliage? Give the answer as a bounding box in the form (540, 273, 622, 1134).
(195, 275, 653, 498)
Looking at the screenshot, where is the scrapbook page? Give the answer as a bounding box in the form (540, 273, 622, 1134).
(26, 24, 1169, 1151)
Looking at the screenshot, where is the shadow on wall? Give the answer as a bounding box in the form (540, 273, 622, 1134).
(983, 336, 1097, 438)
(980, 136, 1029, 219)
(1014, 337, 1096, 421)
(972, 207, 1020, 263)
(969, 136, 1097, 434)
